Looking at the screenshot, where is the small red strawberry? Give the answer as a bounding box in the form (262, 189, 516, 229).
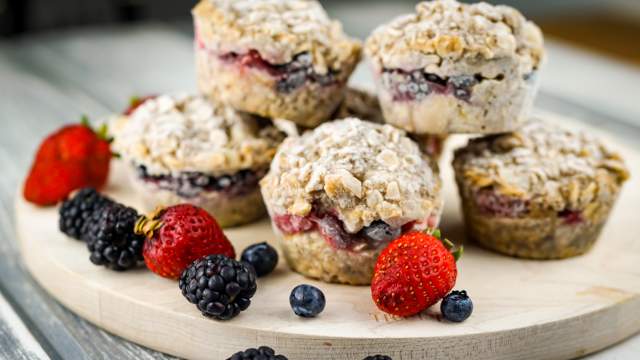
(23, 117, 113, 206)
(123, 95, 156, 115)
(371, 230, 462, 317)
(135, 204, 236, 279)
(23, 161, 89, 206)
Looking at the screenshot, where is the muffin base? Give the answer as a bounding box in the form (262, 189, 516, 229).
(276, 230, 382, 285)
(376, 74, 538, 135)
(460, 197, 617, 259)
(195, 48, 353, 127)
(129, 174, 266, 228)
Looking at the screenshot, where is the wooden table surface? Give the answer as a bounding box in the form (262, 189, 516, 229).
(1, 22, 639, 359)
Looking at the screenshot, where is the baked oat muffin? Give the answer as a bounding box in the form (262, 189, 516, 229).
(112, 93, 286, 228)
(261, 118, 443, 284)
(334, 87, 446, 159)
(453, 120, 629, 259)
(192, 0, 361, 128)
(365, 0, 544, 134)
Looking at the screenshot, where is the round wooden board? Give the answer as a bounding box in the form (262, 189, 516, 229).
(15, 114, 640, 360)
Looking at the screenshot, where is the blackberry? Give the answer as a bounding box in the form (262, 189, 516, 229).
(85, 202, 144, 271)
(441, 290, 473, 322)
(241, 242, 279, 277)
(227, 346, 288, 360)
(179, 255, 257, 320)
(59, 188, 113, 240)
(363, 356, 392, 360)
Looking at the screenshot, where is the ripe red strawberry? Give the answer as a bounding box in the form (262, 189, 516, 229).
(135, 204, 236, 279)
(123, 95, 156, 115)
(23, 161, 89, 206)
(24, 118, 113, 206)
(371, 230, 462, 317)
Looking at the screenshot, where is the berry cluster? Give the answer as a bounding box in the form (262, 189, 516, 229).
(227, 346, 288, 360)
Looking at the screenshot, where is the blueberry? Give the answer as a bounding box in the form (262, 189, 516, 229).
(276, 70, 307, 93)
(289, 284, 325, 318)
(361, 220, 401, 244)
(440, 290, 473, 322)
(363, 356, 392, 360)
(241, 242, 279, 277)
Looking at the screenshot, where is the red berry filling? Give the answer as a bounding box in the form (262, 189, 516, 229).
(558, 209, 584, 225)
(273, 208, 408, 251)
(137, 165, 266, 199)
(474, 188, 529, 218)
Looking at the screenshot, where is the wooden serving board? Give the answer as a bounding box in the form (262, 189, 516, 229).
(15, 114, 640, 360)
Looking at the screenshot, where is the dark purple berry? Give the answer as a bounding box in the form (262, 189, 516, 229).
(360, 220, 401, 245)
(241, 242, 279, 277)
(289, 284, 325, 318)
(363, 356, 393, 360)
(441, 290, 473, 322)
(59, 188, 114, 241)
(227, 345, 288, 360)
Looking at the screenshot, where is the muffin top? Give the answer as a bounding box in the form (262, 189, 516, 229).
(453, 120, 629, 214)
(112, 94, 285, 176)
(192, 0, 361, 74)
(261, 118, 442, 232)
(365, 0, 544, 75)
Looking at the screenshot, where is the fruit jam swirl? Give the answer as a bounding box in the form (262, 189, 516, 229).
(474, 188, 584, 225)
(381, 69, 535, 102)
(136, 165, 266, 199)
(273, 205, 422, 251)
(196, 26, 339, 94)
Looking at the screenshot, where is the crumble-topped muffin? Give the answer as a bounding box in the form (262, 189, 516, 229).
(334, 87, 446, 159)
(193, 0, 361, 127)
(365, 0, 544, 134)
(112, 93, 286, 227)
(453, 120, 629, 259)
(261, 118, 443, 284)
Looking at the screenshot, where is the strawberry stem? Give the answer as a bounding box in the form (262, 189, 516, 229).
(452, 245, 464, 262)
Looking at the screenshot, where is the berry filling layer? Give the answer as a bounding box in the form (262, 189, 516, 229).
(381, 69, 532, 102)
(216, 50, 338, 94)
(136, 165, 266, 199)
(474, 188, 584, 225)
(273, 207, 414, 251)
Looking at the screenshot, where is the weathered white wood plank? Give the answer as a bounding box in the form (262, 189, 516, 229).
(0, 292, 49, 360)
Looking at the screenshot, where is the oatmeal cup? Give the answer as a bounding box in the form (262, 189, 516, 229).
(112, 93, 286, 228)
(365, 0, 545, 134)
(453, 120, 629, 259)
(192, 0, 361, 128)
(334, 87, 446, 159)
(261, 118, 443, 285)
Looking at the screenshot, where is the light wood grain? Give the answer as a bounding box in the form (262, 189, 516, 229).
(14, 114, 640, 360)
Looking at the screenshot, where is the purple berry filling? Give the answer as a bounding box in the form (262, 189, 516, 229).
(558, 209, 584, 225)
(219, 50, 337, 94)
(274, 209, 405, 251)
(136, 165, 266, 199)
(474, 188, 529, 218)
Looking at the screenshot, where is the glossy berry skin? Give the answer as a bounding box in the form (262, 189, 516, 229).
(440, 290, 473, 323)
(363, 356, 392, 360)
(59, 188, 113, 240)
(23, 160, 89, 206)
(241, 242, 279, 277)
(289, 284, 325, 318)
(227, 346, 288, 360)
(138, 204, 236, 279)
(179, 255, 256, 321)
(371, 231, 457, 317)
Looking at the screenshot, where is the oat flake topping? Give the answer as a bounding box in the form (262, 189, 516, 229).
(113, 94, 284, 176)
(453, 120, 629, 213)
(261, 118, 442, 232)
(193, 0, 361, 73)
(365, 0, 544, 72)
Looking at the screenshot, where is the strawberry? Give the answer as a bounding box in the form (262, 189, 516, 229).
(371, 230, 462, 317)
(135, 204, 236, 279)
(23, 117, 113, 206)
(123, 95, 156, 115)
(23, 161, 89, 206)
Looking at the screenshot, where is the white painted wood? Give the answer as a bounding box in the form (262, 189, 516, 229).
(0, 293, 50, 360)
(14, 114, 640, 360)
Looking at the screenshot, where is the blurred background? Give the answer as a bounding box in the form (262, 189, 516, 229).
(1, 0, 640, 64)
